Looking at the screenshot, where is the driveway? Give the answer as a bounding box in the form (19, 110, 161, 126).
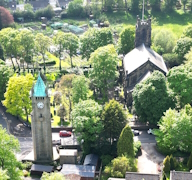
(134, 131, 165, 174)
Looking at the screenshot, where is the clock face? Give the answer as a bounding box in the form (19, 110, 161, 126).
(37, 102, 44, 109)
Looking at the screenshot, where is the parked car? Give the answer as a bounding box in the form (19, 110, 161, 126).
(59, 130, 72, 137)
(147, 128, 154, 135)
(131, 129, 140, 136)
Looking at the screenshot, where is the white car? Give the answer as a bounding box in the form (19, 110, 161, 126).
(147, 128, 154, 135)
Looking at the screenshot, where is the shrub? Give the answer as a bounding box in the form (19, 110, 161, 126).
(104, 156, 137, 178)
(39, 60, 56, 66)
(163, 155, 170, 173)
(35, 5, 55, 19)
(162, 53, 180, 68)
(134, 141, 141, 156)
(170, 154, 175, 170)
(187, 152, 192, 169)
(60, 12, 68, 19)
(67, 1, 84, 17)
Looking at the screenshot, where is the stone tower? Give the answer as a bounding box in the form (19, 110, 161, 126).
(30, 74, 53, 163)
(135, 15, 151, 48)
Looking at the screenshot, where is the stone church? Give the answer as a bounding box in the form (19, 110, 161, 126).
(122, 15, 168, 106)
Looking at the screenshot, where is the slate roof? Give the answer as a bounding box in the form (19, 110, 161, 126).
(30, 164, 54, 175)
(125, 172, 160, 180)
(126, 70, 151, 93)
(33, 73, 47, 97)
(170, 171, 192, 180)
(83, 154, 99, 166)
(61, 164, 96, 178)
(123, 44, 168, 75)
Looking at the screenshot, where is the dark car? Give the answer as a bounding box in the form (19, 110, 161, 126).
(131, 129, 140, 136)
(59, 130, 72, 137)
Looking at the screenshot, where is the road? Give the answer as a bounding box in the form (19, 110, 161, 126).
(134, 130, 156, 144)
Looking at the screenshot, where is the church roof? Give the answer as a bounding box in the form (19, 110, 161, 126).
(33, 74, 47, 97)
(123, 44, 168, 75)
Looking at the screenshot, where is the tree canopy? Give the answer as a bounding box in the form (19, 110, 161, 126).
(118, 26, 135, 55)
(41, 172, 65, 180)
(72, 75, 90, 104)
(0, 125, 21, 180)
(133, 71, 175, 124)
(0, 6, 14, 29)
(80, 28, 113, 60)
(72, 99, 103, 154)
(155, 104, 192, 154)
(101, 99, 127, 146)
(89, 44, 119, 98)
(167, 64, 192, 108)
(3, 74, 34, 119)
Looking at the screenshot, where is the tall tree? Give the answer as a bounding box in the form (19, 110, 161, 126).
(181, 0, 188, 12)
(0, 61, 13, 101)
(118, 26, 135, 55)
(164, 0, 178, 11)
(133, 71, 175, 125)
(149, 0, 161, 11)
(53, 31, 65, 71)
(35, 33, 52, 73)
(72, 75, 90, 104)
(0, 6, 14, 28)
(80, 28, 113, 60)
(101, 99, 127, 149)
(3, 74, 34, 120)
(63, 33, 78, 67)
(0, 125, 22, 180)
(72, 99, 103, 154)
(89, 44, 119, 98)
(56, 74, 76, 120)
(117, 125, 134, 157)
(19, 29, 35, 73)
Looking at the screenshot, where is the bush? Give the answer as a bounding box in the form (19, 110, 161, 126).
(104, 156, 137, 178)
(35, 5, 55, 19)
(67, 1, 85, 18)
(187, 152, 192, 169)
(39, 60, 56, 66)
(60, 12, 67, 19)
(163, 155, 170, 173)
(134, 141, 141, 156)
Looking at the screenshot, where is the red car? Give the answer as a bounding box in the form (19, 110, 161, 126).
(59, 130, 72, 137)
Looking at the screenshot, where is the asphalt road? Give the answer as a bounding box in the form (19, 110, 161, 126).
(134, 130, 156, 144)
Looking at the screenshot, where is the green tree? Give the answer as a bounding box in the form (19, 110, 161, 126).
(3, 74, 34, 120)
(0, 125, 21, 180)
(173, 37, 192, 64)
(163, 156, 170, 173)
(67, 0, 84, 17)
(0, 168, 9, 180)
(89, 44, 119, 98)
(72, 75, 90, 104)
(80, 28, 113, 60)
(133, 71, 175, 125)
(149, 0, 161, 11)
(155, 105, 192, 154)
(131, 0, 141, 13)
(35, 33, 52, 73)
(170, 154, 175, 170)
(63, 33, 78, 67)
(164, 0, 177, 11)
(104, 156, 137, 178)
(41, 172, 65, 180)
(24, 3, 33, 11)
(167, 64, 192, 108)
(0, 43, 4, 60)
(187, 152, 192, 169)
(72, 99, 103, 154)
(117, 125, 134, 157)
(152, 29, 176, 54)
(0, 62, 13, 101)
(183, 25, 192, 38)
(118, 26, 135, 55)
(53, 31, 65, 71)
(19, 29, 35, 72)
(181, 0, 188, 12)
(56, 74, 76, 120)
(101, 99, 127, 148)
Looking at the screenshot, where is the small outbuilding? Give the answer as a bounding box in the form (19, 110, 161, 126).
(61, 164, 96, 180)
(83, 154, 99, 169)
(60, 149, 78, 165)
(30, 164, 54, 176)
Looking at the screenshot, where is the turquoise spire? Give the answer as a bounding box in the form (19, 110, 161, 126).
(33, 73, 47, 97)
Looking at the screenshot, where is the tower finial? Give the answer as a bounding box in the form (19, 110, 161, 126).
(142, 0, 145, 20)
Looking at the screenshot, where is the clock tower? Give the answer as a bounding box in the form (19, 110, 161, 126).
(30, 73, 53, 163)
